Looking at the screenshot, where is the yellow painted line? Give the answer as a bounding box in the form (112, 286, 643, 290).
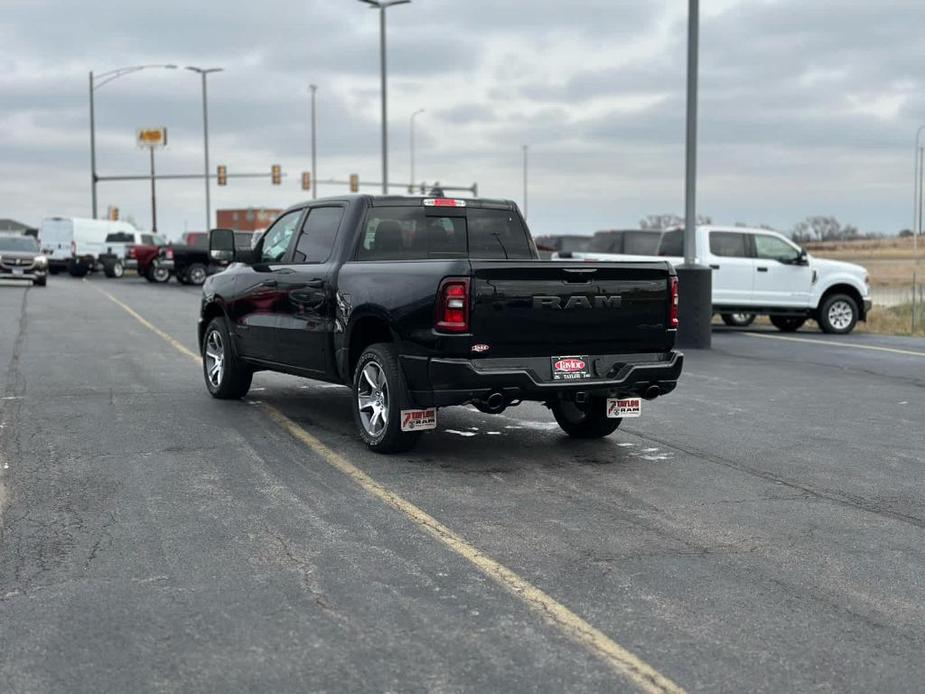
(104, 287, 684, 694)
(743, 331, 925, 357)
(97, 288, 200, 361)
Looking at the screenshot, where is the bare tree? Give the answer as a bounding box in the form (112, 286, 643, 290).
(791, 216, 859, 242)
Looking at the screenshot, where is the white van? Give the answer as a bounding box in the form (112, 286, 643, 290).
(38, 217, 138, 276)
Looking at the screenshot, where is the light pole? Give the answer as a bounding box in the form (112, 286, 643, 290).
(88, 64, 178, 218)
(187, 67, 223, 231)
(522, 145, 528, 219)
(410, 108, 424, 193)
(914, 126, 925, 253)
(309, 84, 318, 199)
(676, 0, 712, 349)
(358, 0, 411, 194)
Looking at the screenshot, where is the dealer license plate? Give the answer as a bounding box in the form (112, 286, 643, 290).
(401, 408, 437, 432)
(606, 398, 642, 418)
(551, 355, 591, 381)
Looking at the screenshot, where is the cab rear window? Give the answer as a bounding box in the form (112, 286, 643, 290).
(357, 207, 533, 261)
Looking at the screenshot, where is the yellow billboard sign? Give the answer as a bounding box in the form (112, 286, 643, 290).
(136, 127, 167, 148)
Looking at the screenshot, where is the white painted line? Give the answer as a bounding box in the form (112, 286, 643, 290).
(743, 332, 925, 357)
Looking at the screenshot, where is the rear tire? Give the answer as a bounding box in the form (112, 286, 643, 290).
(68, 264, 88, 278)
(770, 315, 806, 332)
(185, 263, 208, 286)
(147, 264, 170, 283)
(33, 277, 47, 287)
(818, 294, 858, 334)
(103, 261, 124, 278)
(551, 398, 622, 439)
(352, 343, 422, 454)
(721, 313, 756, 327)
(202, 317, 252, 399)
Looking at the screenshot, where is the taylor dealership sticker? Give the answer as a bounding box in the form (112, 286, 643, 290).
(401, 408, 437, 431)
(606, 398, 642, 418)
(551, 355, 592, 381)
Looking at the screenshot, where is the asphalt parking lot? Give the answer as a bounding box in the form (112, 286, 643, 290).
(1, 275, 923, 693)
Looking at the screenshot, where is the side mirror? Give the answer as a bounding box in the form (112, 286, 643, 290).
(209, 228, 236, 263)
(797, 249, 809, 266)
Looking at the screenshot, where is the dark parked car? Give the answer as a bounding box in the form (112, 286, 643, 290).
(0, 233, 47, 286)
(199, 195, 683, 452)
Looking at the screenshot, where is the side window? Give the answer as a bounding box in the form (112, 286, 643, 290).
(709, 232, 749, 258)
(292, 207, 345, 263)
(140, 234, 154, 245)
(755, 234, 800, 263)
(260, 210, 302, 264)
(657, 229, 684, 256)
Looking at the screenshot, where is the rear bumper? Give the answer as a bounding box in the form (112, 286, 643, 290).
(402, 350, 683, 407)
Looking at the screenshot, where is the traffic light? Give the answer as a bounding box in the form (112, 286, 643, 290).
(349, 174, 359, 193)
(302, 171, 311, 191)
(271, 164, 282, 185)
(217, 165, 227, 186)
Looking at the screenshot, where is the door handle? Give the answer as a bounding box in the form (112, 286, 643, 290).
(305, 279, 324, 289)
(260, 279, 278, 288)
(757, 267, 768, 272)
(709, 264, 720, 270)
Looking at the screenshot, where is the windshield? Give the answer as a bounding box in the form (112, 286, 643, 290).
(357, 207, 533, 261)
(0, 236, 39, 253)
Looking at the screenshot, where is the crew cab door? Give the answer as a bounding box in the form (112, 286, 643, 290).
(233, 209, 303, 362)
(706, 231, 755, 305)
(752, 233, 812, 307)
(275, 205, 346, 374)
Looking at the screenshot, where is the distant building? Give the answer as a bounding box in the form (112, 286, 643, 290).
(216, 208, 283, 232)
(0, 218, 37, 236)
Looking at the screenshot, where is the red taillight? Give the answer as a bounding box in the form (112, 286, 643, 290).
(436, 277, 470, 333)
(165, 248, 174, 260)
(126, 246, 135, 259)
(669, 276, 679, 329)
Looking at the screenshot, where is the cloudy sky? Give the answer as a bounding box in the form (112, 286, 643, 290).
(2, 0, 924, 238)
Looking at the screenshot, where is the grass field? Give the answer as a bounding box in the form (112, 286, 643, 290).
(806, 236, 922, 288)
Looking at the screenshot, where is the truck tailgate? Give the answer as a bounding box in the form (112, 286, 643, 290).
(469, 261, 674, 356)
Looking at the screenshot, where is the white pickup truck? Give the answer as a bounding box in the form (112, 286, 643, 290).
(553, 225, 872, 334)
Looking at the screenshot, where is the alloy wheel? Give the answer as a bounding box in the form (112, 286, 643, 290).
(189, 266, 207, 284)
(205, 330, 224, 388)
(357, 361, 389, 437)
(827, 300, 854, 331)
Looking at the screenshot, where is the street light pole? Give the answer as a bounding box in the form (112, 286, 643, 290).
(88, 64, 177, 219)
(149, 146, 158, 233)
(359, 0, 411, 195)
(522, 145, 528, 219)
(89, 71, 97, 219)
(676, 0, 712, 349)
(410, 108, 424, 193)
(187, 67, 223, 231)
(310, 84, 318, 199)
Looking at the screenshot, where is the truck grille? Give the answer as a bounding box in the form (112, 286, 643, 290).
(0, 257, 35, 270)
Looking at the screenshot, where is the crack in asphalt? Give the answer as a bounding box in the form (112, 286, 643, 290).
(622, 427, 925, 530)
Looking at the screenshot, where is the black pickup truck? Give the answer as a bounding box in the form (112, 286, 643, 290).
(200, 195, 683, 452)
